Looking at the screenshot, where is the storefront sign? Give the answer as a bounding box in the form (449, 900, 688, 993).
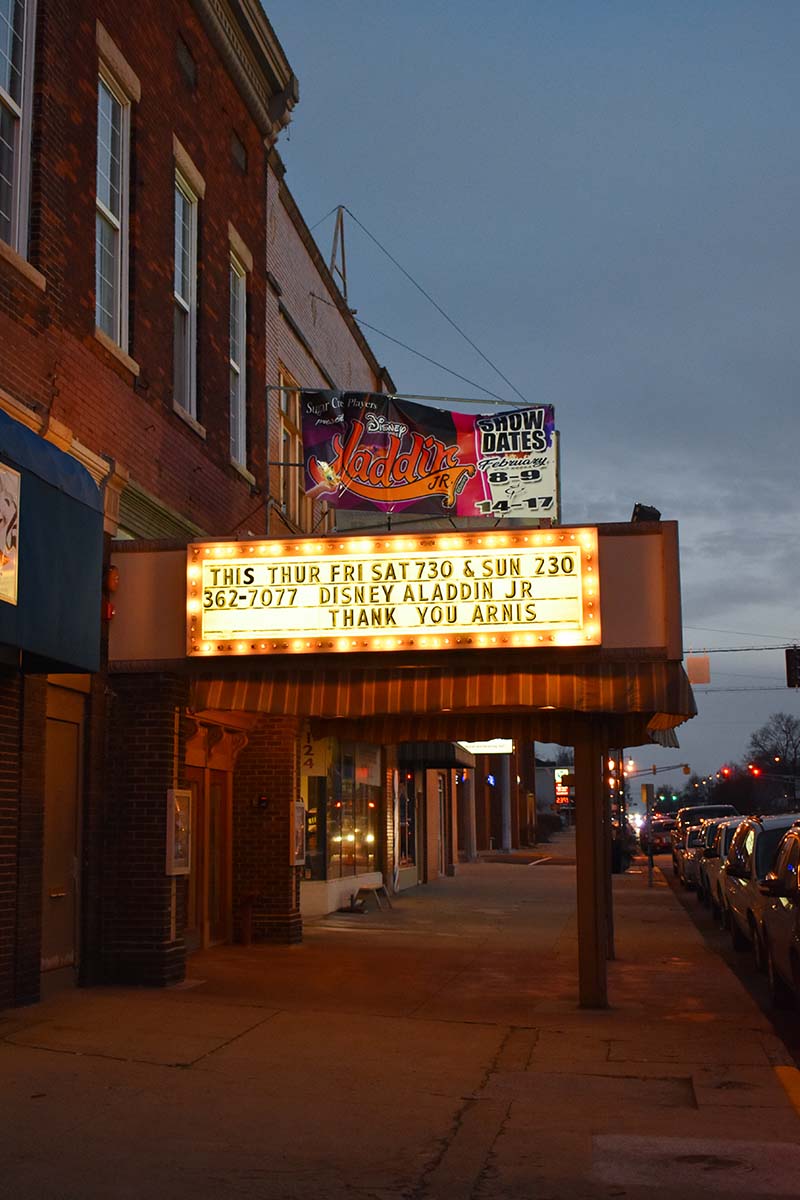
(300, 721, 332, 777)
(0, 462, 20, 605)
(302, 391, 559, 521)
(187, 527, 600, 656)
(457, 739, 513, 755)
(554, 767, 573, 806)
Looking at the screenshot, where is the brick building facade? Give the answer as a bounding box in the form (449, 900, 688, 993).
(0, 0, 398, 1008)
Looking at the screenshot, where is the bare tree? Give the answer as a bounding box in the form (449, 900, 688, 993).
(747, 712, 800, 773)
(747, 713, 800, 806)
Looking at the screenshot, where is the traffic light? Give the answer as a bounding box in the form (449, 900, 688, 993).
(721, 766, 731, 778)
(787, 646, 800, 688)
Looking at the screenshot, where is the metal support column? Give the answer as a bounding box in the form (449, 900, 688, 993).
(462, 770, 477, 861)
(574, 721, 609, 1008)
(499, 755, 512, 852)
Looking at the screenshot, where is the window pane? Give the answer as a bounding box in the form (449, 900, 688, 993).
(230, 366, 242, 462)
(0, 0, 24, 104)
(0, 99, 15, 241)
(174, 303, 188, 408)
(96, 79, 122, 219)
(95, 211, 118, 337)
(229, 266, 241, 365)
(174, 185, 191, 300)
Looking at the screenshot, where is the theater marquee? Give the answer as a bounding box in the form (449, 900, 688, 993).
(187, 527, 600, 657)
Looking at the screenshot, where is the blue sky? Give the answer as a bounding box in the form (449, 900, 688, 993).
(266, 1, 800, 785)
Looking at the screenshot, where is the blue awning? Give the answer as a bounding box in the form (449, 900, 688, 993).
(0, 409, 103, 673)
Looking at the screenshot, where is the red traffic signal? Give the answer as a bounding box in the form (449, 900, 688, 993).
(721, 766, 731, 777)
(747, 763, 762, 777)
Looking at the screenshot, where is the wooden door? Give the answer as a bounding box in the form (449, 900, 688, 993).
(207, 769, 230, 944)
(182, 763, 232, 949)
(184, 764, 204, 952)
(42, 688, 83, 980)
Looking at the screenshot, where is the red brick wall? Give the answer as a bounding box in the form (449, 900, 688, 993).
(2, 0, 272, 539)
(0, 669, 22, 1008)
(103, 673, 190, 985)
(232, 715, 302, 944)
(16, 675, 46, 1005)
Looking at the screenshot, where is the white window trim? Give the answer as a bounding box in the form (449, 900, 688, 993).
(174, 170, 198, 419)
(95, 66, 131, 350)
(96, 21, 141, 103)
(0, 0, 37, 257)
(229, 252, 247, 468)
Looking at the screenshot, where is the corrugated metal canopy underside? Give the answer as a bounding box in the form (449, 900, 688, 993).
(398, 741, 476, 769)
(189, 657, 696, 749)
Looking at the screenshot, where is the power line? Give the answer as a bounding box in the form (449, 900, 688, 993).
(690, 648, 796, 657)
(695, 686, 792, 694)
(339, 206, 529, 405)
(685, 624, 796, 641)
(309, 206, 339, 232)
(309, 292, 509, 402)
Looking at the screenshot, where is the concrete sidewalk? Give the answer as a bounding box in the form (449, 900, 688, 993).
(2, 854, 799, 1199)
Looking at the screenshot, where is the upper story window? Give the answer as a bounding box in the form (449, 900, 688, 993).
(278, 367, 310, 530)
(95, 72, 130, 346)
(173, 172, 198, 417)
(229, 254, 247, 466)
(0, 0, 35, 254)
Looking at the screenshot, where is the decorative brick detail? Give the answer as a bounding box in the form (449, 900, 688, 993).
(233, 715, 302, 944)
(103, 673, 190, 986)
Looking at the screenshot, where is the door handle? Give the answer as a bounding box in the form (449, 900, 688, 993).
(48, 889, 67, 899)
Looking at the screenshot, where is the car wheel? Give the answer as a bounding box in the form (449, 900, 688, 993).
(767, 945, 795, 1010)
(730, 914, 749, 952)
(750, 918, 766, 973)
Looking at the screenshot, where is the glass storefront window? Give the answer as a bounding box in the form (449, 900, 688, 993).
(324, 742, 381, 879)
(399, 774, 416, 866)
(304, 776, 327, 880)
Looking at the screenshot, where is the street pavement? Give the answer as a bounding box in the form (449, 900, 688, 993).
(2, 830, 800, 1199)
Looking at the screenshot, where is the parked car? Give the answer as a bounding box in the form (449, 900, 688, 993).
(698, 816, 742, 915)
(759, 824, 800, 1008)
(671, 804, 739, 875)
(676, 824, 706, 888)
(722, 813, 800, 963)
(640, 816, 676, 854)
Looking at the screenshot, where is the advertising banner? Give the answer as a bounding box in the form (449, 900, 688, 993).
(301, 391, 558, 520)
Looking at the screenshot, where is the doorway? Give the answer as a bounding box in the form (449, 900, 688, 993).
(184, 764, 232, 951)
(42, 684, 85, 988)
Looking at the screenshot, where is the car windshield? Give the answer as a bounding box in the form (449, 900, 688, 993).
(756, 827, 790, 877)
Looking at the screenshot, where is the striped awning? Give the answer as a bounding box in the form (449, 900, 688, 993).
(189, 658, 696, 748)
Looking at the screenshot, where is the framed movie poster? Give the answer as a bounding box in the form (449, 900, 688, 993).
(0, 462, 20, 606)
(166, 787, 192, 875)
(293, 800, 307, 866)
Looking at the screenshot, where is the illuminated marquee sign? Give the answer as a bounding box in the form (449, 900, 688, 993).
(187, 527, 600, 657)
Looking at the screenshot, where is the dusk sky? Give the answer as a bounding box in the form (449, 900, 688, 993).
(267, 1, 800, 789)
